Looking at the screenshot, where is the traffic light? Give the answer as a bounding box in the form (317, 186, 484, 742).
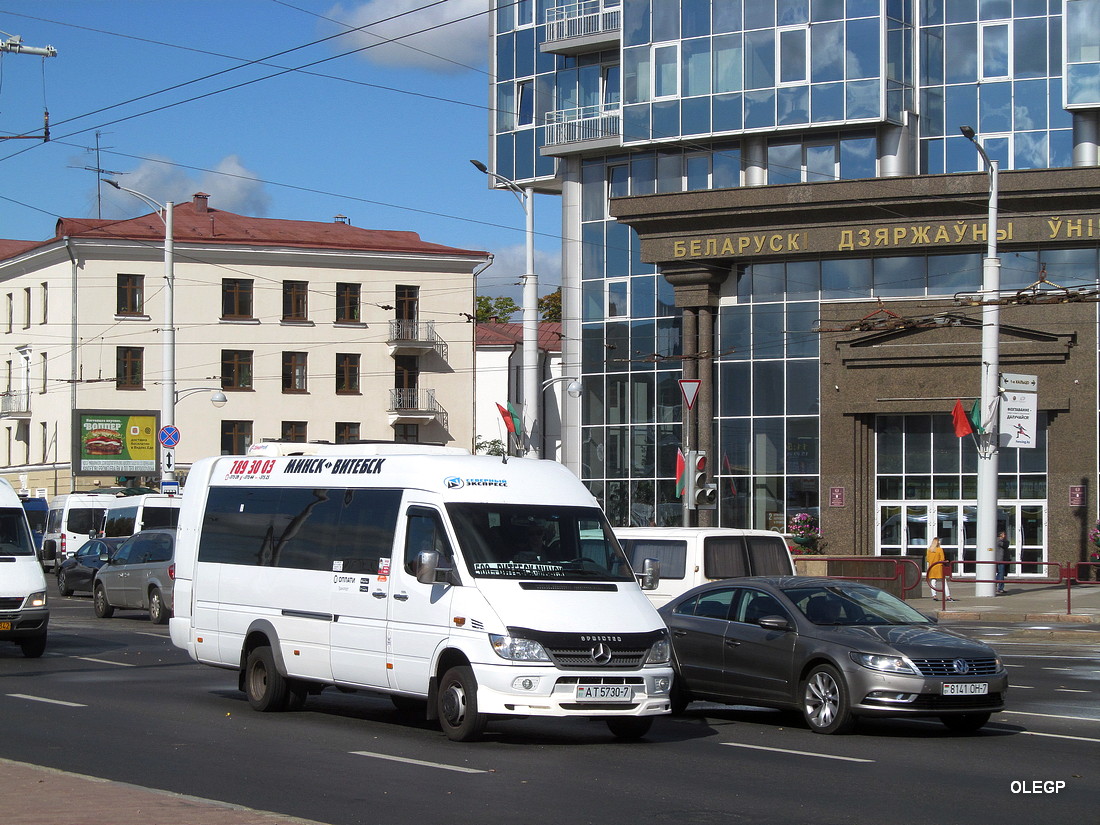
(688, 451, 718, 510)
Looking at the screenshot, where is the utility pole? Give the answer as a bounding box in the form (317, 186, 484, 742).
(0, 32, 57, 142)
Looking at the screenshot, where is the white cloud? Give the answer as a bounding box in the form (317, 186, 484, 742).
(477, 242, 561, 303)
(97, 155, 271, 218)
(324, 0, 489, 73)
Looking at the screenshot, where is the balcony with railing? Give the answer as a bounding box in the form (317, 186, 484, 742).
(542, 104, 621, 151)
(0, 390, 30, 419)
(542, 1, 621, 54)
(388, 387, 448, 429)
(387, 319, 447, 359)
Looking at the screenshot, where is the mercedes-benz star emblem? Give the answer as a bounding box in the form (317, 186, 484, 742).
(591, 642, 613, 665)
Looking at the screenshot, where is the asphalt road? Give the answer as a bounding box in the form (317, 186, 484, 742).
(0, 596, 1095, 825)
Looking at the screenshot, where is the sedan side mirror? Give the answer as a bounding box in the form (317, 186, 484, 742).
(758, 615, 793, 632)
(640, 557, 660, 590)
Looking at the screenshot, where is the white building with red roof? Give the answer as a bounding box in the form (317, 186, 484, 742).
(0, 193, 488, 495)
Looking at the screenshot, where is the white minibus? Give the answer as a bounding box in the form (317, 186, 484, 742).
(170, 445, 672, 741)
(614, 527, 796, 607)
(103, 493, 181, 537)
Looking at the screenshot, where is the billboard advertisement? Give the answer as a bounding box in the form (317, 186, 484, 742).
(71, 410, 159, 476)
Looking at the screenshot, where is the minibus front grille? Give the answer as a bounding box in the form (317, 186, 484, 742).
(544, 646, 648, 669)
(0, 597, 24, 610)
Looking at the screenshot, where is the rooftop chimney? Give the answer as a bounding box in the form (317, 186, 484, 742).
(193, 192, 210, 213)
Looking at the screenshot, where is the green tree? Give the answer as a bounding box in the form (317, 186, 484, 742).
(476, 295, 520, 323)
(475, 436, 505, 456)
(539, 287, 562, 322)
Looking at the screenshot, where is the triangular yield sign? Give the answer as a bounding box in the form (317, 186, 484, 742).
(679, 379, 701, 410)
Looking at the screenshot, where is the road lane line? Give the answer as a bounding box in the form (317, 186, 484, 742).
(75, 656, 136, 667)
(721, 743, 873, 763)
(1003, 710, 1100, 723)
(1019, 731, 1100, 744)
(1055, 689, 1091, 693)
(350, 751, 489, 774)
(7, 694, 86, 707)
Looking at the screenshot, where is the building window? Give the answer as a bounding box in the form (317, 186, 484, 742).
(281, 421, 307, 442)
(335, 421, 360, 444)
(336, 283, 361, 323)
(652, 43, 679, 99)
(221, 350, 253, 390)
(221, 420, 252, 455)
(394, 423, 419, 443)
(221, 279, 254, 320)
(282, 351, 308, 393)
(116, 347, 143, 390)
(336, 353, 361, 394)
(5, 294, 11, 333)
(516, 79, 534, 127)
(282, 280, 308, 321)
(39, 283, 47, 324)
(117, 274, 144, 316)
(40, 421, 47, 463)
(778, 26, 809, 85)
(607, 280, 628, 317)
(23, 287, 31, 329)
(39, 353, 47, 394)
(980, 22, 1010, 81)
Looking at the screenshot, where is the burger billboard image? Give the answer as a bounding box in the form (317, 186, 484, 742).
(72, 410, 158, 476)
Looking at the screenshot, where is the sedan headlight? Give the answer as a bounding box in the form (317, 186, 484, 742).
(27, 591, 47, 608)
(850, 651, 918, 675)
(645, 633, 671, 664)
(489, 634, 550, 662)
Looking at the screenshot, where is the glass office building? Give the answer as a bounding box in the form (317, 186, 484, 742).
(486, 0, 1100, 569)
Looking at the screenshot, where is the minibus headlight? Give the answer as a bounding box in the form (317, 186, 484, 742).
(645, 634, 670, 664)
(489, 634, 550, 662)
(27, 591, 47, 609)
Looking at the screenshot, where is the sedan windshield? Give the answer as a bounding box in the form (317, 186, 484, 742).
(447, 503, 635, 582)
(784, 583, 930, 625)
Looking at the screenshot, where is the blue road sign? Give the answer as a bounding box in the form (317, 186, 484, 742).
(158, 425, 181, 448)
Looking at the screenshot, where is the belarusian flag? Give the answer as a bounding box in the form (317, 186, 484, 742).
(496, 402, 522, 435)
(951, 399, 973, 437)
(675, 449, 686, 497)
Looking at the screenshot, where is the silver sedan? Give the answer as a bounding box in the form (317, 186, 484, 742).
(659, 576, 1007, 734)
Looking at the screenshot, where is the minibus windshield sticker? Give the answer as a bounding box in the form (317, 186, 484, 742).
(473, 561, 569, 578)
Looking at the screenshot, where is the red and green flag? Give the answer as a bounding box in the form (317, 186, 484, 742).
(496, 402, 522, 436)
(675, 449, 687, 497)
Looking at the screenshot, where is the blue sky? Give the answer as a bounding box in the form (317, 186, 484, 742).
(0, 0, 561, 302)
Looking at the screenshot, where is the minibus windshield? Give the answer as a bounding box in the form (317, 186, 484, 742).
(447, 503, 635, 582)
(0, 509, 37, 556)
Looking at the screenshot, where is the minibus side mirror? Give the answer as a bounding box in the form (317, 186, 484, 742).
(640, 557, 660, 590)
(416, 550, 454, 585)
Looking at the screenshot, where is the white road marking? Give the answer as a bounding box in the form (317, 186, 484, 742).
(1003, 710, 1100, 723)
(1054, 689, 1091, 694)
(350, 751, 489, 774)
(75, 657, 136, 667)
(1010, 684, 1035, 688)
(721, 742, 873, 763)
(1019, 730, 1100, 744)
(7, 694, 86, 707)
(134, 632, 168, 639)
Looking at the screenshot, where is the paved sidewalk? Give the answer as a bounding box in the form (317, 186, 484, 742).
(0, 757, 332, 825)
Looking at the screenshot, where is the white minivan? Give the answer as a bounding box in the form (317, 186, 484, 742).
(103, 493, 181, 537)
(0, 478, 49, 657)
(41, 492, 115, 571)
(614, 527, 795, 607)
(171, 445, 673, 741)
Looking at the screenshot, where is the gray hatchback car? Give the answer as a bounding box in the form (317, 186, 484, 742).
(660, 576, 1008, 734)
(93, 528, 175, 625)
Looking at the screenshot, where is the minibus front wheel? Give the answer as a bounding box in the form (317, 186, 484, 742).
(437, 665, 487, 742)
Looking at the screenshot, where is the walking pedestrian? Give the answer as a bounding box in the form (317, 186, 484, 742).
(926, 537, 953, 600)
(995, 530, 1010, 594)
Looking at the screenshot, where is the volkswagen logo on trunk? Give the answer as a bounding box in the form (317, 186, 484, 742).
(591, 642, 613, 665)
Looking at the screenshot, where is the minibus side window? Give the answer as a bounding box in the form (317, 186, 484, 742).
(403, 508, 453, 576)
(703, 537, 749, 579)
(746, 536, 793, 575)
(141, 506, 180, 530)
(626, 540, 687, 579)
(105, 506, 138, 537)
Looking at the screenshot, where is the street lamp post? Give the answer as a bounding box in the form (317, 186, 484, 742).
(471, 160, 540, 457)
(961, 126, 1000, 599)
(101, 179, 175, 484)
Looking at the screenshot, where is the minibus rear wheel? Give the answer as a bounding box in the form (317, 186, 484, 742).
(245, 645, 290, 712)
(437, 665, 487, 742)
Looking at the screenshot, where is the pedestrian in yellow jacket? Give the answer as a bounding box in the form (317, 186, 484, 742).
(926, 537, 953, 600)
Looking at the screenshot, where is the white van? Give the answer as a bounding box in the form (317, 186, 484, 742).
(103, 493, 181, 537)
(0, 478, 49, 657)
(41, 492, 115, 571)
(171, 445, 672, 741)
(614, 527, 795, 607)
